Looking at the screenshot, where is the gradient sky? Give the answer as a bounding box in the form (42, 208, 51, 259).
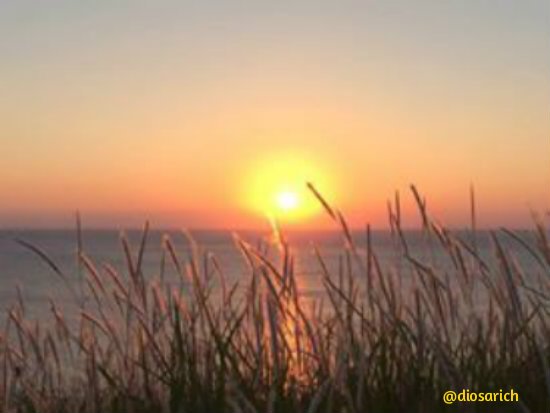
(1, 1, 549, 229)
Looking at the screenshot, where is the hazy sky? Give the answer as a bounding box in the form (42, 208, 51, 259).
(1, 1, 549, 229)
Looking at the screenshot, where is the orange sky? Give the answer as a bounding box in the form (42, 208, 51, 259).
(1, 2, 549, 229)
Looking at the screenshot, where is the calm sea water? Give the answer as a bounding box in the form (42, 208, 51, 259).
(0, 229, 543, 321)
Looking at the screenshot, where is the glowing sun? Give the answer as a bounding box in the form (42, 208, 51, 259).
(276, 190, 299, 212)
(243, 153, 335, 223)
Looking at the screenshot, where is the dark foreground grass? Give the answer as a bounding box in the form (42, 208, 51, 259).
(1, 185, 550, 413)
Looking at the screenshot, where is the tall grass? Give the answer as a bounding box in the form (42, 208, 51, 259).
(1, 186, 550, 413)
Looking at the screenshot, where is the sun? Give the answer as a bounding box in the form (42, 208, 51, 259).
(243, 153, 335, 223)
(276, 190, 299, 212)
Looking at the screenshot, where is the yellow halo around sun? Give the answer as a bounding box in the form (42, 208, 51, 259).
(244, 153, 334, 223)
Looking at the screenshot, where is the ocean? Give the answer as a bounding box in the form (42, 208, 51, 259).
(0, 228, 543, 321)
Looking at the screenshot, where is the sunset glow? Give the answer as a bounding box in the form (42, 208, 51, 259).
(2, 3, 550, 412)
(242, 153, 337, 225)
(0, 2, 548, 229)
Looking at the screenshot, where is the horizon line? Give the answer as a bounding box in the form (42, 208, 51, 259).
(0, 225, 537, 232)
